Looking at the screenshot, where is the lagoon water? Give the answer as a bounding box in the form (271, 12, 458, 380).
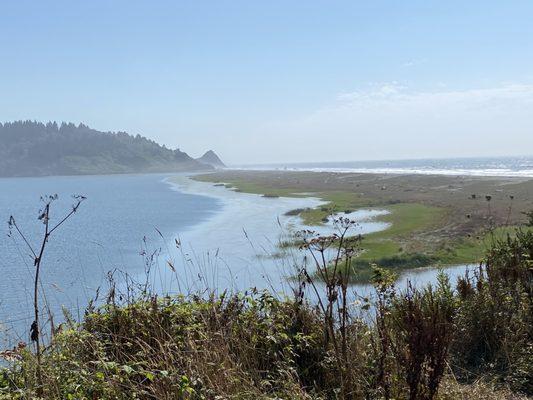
(0, 173, 323, 342)
(0, 173, 470, 344)
(0, 174, 217, 342)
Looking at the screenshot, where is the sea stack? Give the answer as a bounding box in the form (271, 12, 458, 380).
(196, 150, 226, 169)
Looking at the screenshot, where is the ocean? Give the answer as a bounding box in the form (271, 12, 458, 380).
(236, 156, 533, 177)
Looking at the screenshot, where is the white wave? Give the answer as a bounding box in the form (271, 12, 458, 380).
(229, 166, 533, 178)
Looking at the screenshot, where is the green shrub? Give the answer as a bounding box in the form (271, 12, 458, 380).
(452, 230, 533, 393)
(389, 273, 456, 399)
(1, 230, 531, 398)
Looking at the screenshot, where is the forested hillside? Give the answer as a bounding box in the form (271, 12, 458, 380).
(0, 121, 212, 177)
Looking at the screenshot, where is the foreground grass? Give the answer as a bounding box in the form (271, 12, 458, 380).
(2, 229, 531, 399)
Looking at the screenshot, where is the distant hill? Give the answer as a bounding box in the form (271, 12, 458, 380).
(0, 121, 214, 177)
(196, 150, 226, 168)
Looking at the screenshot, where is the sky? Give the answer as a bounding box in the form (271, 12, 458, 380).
(1, 0, 532, 165)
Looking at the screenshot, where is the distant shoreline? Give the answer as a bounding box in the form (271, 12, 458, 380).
(226, 155, 533, 179)
(223, 166, 533, 179)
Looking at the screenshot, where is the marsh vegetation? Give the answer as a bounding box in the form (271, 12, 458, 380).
(195, 170, 533, 280)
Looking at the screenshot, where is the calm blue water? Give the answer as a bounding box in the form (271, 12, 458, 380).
(0, 173, 473, 346)
(0, 174, 221, 342)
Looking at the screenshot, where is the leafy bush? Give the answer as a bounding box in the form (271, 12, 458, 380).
(390, 274, 456, 400)
(451, 230, 533, 393)
(1, 226, 531, 398)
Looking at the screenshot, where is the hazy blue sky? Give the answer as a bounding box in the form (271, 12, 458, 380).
(1, 1, 532, 164)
